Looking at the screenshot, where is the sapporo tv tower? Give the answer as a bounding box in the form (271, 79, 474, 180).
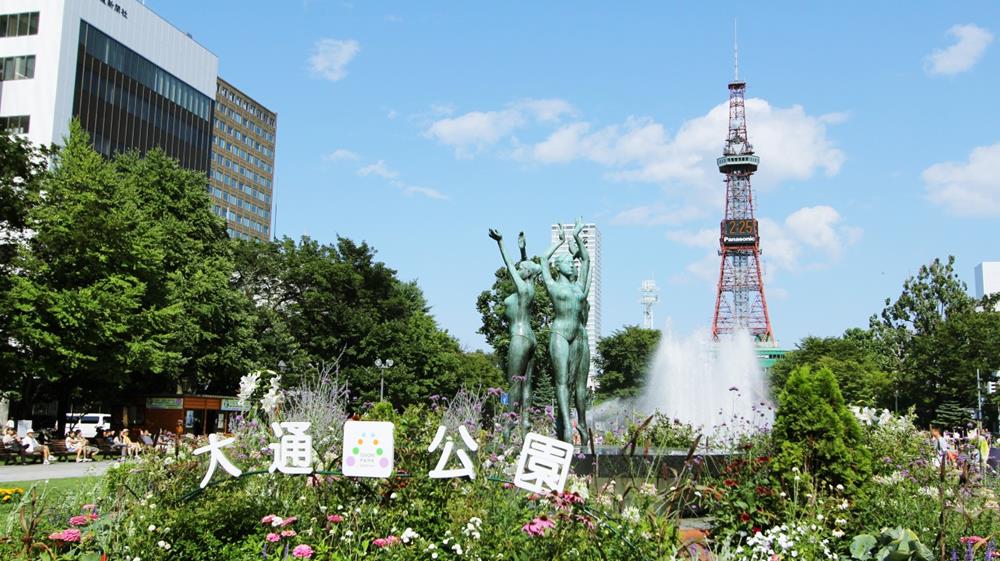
(711, 34, 775, 345)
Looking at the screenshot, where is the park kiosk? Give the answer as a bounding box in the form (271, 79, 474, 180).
(132, 395, 247, 436)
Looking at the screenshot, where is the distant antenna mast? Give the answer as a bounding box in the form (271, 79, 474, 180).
(733, 18, 739, 81)
(640, 279, 660, 329)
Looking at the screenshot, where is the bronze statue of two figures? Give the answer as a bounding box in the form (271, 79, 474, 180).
(489, 219, 591, 445)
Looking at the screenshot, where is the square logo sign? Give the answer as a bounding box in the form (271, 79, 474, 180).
(342, 420, 394, 478)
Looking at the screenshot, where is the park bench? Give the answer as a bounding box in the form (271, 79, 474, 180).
(0, 444, 44, 465)
(48, 439, 79, 462)
(1, 445, 22, 465)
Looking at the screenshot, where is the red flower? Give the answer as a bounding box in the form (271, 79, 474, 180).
(755, 456, 770, 464)
(752, 527, 762, 534)
(755, 486, 771, 496)
(740, 512, 751, 523)
(723, 479, 738, 488)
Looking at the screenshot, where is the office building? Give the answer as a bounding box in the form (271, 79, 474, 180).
(976, 262, 1000, 309)
(0, 0, 276, 239)
(209, 78, 276, 241)
(550, 223, 602, 387)
(0, 0, 217, 171)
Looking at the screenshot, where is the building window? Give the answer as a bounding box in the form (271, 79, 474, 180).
(0, 115, 29, 133)
(0, 12, 39, 37)
(0, 55, 35, 80)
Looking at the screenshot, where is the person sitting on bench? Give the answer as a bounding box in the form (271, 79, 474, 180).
(23, 431, 50, 464)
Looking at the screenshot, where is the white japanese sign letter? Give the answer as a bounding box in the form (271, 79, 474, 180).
(268, 421, 313, 474)
(513, 432, 574, 494)
(193, 433, 243, 488)
(428, 425, 479, 479)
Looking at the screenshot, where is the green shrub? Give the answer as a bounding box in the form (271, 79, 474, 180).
(771, 365, 872, 491)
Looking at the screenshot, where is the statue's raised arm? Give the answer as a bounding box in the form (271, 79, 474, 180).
(571, 218, 590, 296)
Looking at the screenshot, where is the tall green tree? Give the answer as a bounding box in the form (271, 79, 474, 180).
(231, 236, 503, 406)
(594, 325, 660, 400)
(3, 122, 257, 424)
(869, 256, 996, 423)
(770, 330, 894, 408)
(476, 265, 556, 408)
(0, 131, 50, 416)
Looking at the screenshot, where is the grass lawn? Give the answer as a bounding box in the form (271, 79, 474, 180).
(0, 476, 101, 514)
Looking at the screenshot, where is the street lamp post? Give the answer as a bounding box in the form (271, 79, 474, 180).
(375, 358, 394, 402)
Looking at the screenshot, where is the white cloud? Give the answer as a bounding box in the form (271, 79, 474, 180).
(612, 204, 706, 226)
(309, 38, 360, 81)
(324, 148, 359, 162)
(424, 98, 573, 157)
(923, 142, 1000, 216)
(397, 182, 448, 200)
(925, 24, 994, 76)
(386, 109, 398, 120)
(666, 228, 717, 249)
(670, 205, 861, 285)
(356, 160, 448, 201)
(357, 160, 398, 179)
(535, 100, 844, 190)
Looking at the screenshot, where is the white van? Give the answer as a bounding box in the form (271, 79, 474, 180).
(64, 413, 111, 438)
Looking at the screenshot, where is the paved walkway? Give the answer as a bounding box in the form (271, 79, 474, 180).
(0, 460, 113, 483)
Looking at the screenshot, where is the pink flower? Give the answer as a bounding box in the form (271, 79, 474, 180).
(281, 529, 297, 538)
(266, 533, 280, 543)
(49, 529, 82, 543)
(327, 514, 344, 523)
(69, 515, 91, 527)
(292, 544, 314, 558)
(261, 514, 276, 525)
(521, 515, 556, 537)
(373, 536, 400, 548)
(280, 516, 298, 527)
(81, 504, 96, 511)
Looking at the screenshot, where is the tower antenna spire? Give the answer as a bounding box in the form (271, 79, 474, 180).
(733, 18, 739, 81)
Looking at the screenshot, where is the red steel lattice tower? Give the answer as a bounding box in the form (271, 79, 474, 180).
(711, 47, 774, 343)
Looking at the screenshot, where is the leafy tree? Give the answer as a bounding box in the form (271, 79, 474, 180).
(0, 131, 50, 417)
(771, 365, 871, 491)
(476, 265, 556, 408)
(231, 236, 503, 407)
(870, 257, 999, 424)
(593, 325, 660, 400)
(870, 256, 974, 372)
(3, 123, 257, 425)
(770, 331, 894, 408)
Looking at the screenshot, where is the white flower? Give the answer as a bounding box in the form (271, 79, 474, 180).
(816, 514, 824, 521)
(792, 467, 800, 473)
(236, 371, 261, 406)
(157, 540, 166, 548)
(453, 543, 464, 555)
(835, 484, 844, 491)
(164, 544, 171, 551)
(622, 506, 641, 523)
(794, 475, 801, 482)
(345, 530, 353, 537)
(832, 529, 845, 538)
(402, 527, 419, 544)
(271, 517, 284, 527)
(148, 525, 156, 532)
(432, 554, 438, 559)
(390, 492, 398, 500)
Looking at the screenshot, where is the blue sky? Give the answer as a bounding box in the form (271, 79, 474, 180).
(150, 1, 999, 351)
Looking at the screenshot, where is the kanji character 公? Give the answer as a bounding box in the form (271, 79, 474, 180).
(427, 425, 479, 479)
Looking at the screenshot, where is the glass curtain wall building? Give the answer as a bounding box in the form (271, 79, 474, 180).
(72, 21, 212, 172)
